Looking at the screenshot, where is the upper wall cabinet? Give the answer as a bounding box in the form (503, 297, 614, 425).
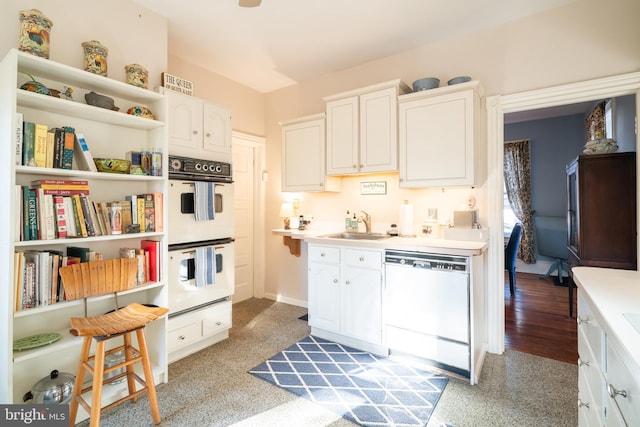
(280, 114, 341, 192)
(162, 89, 232, 162)
(324, 79, 410, 176)
(399, 81, 485, 188)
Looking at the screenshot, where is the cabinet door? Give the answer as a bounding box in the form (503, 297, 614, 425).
(203, 102, 232, 156)
(166, 91, 203, 150)
(360, 87, 398, 173)
(281, 117, 327, 192)
(399, 89, 475, 187)
(326, 96, 358, 175)
(308, 261, 340, 332)
(341, 266, 382, 344)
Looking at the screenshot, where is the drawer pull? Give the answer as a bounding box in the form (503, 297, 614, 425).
(345, 280, 350, 285)
(178, 335, 186, 341)
(333, 279, 338, 284)
(216, 321, 222, 326)
(577, 357, 589, 367)
(321, 252, 326, 257)
(359, 256, 364, 262)
(577, 399, 589, 409)
(607, 384, 628, 399)
(577, 316, 590, 325)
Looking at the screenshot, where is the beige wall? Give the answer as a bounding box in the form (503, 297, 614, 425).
(264, 0, 640, 304)
(0, 0, 167, 90)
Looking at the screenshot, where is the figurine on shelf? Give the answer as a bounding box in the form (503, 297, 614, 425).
(60, 86, 74, 101)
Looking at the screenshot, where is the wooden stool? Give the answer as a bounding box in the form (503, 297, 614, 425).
(59, 258, 168, 427)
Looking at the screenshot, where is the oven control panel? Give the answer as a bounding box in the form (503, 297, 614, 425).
(168, 155, 232, 182)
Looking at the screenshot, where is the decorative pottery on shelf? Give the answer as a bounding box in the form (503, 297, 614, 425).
(84, 91, 118, 111)
(583, 138, 618, 154)
(125, 64, 149, 88)
(127, 105, 154, 120)
(19, 72, 50, 95)
(18, 9, 53, 59)
(81, 40, 108, 76)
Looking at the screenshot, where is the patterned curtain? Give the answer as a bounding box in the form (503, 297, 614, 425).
(504, 139, 535, 264)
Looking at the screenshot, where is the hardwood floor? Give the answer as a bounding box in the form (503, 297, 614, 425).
(504, 271, 578, 364)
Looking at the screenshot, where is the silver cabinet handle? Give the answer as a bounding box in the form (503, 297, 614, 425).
(345, 280, 350, 285)
(321, 252, 326, 257)
(178, 335, 186, 340)
(577, 316, 590, 325)
(206, 132, 211, 138)
(333, 278, 338, 284)
(216, 321, 222, 326)
(359, 256, 364, 262)
(193, 130, 198, 135)
(578, 399, 589, 408)
(607, 384, 628, 399)
(577, 357, 589, 367)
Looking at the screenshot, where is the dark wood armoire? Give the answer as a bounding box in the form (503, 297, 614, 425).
(566, 152, 637, 316)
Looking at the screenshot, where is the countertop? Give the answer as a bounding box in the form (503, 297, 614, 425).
(572, 266, 640, 378)
(272, 228, 488, 256)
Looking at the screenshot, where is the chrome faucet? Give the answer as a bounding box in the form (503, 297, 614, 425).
(359, 211, 372, 234)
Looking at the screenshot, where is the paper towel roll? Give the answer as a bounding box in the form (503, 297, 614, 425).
(399, 203, 414, 236)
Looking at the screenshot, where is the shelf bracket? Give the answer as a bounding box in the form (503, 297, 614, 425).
(282, 236, 301, 257)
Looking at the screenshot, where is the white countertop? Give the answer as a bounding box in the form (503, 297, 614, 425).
(272, 228, 488, 256)
(572, 266, 640, 377)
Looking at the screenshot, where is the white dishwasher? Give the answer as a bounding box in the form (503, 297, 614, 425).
(384, 249, 471, 378)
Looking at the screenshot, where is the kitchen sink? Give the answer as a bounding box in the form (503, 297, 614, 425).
(321, 232, 390, 241)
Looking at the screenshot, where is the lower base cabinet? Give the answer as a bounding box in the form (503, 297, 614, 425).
(168, 299, 232, 363)
(308, 244, 384, 354)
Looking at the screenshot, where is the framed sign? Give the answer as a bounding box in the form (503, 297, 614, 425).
(360, 181, 387, 195)
(161, 72, 194, 96)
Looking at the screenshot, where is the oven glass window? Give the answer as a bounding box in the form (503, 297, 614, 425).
(179, 253, 223, 281)
(180, 192, 223, 215)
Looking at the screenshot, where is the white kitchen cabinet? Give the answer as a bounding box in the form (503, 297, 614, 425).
(280, 114, 341, 192)
(163, 89, 232, 162)
(308, 244, 384, 354)
(324, 79, 410, 175)
(576, 270, 640, 427)
(399, 81, 484, 188)
(0, 49, 168, 411)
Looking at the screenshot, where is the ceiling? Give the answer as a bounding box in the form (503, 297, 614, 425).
(132, 0, 575, 93)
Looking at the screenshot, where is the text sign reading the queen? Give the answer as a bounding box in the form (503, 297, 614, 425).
(162, 72, 194, 96)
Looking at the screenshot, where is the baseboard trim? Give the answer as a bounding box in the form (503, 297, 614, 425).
(263, 292, 308, 309)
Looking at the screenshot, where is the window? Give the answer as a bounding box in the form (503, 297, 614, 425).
(504, 184, 518, 235)
(605, 98, 615, 139)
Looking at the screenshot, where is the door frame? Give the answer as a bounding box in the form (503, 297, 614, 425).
(232, 131, 266, 299)
(486, 72, 640, 354)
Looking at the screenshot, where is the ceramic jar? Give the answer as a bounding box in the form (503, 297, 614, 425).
(18, 9, 53, 59)
(125, 64, 149, 88)
(82, 40, 108, 76)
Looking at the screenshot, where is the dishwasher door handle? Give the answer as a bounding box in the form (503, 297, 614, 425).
(413, 261, 431, 269)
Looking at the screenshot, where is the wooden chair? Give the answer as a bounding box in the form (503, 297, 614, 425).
(59, 258, 168, 427)
(505, 222, 523, 295)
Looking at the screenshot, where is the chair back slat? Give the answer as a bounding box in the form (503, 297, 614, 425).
(60, 258, 138, 301)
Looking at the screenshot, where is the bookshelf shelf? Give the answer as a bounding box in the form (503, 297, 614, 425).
(1, 48, 169, 407)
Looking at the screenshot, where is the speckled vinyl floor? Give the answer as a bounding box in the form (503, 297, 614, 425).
(78, 298, 577, 427)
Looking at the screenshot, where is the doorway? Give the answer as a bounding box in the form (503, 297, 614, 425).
(486, 72, 640, 355)
(232, 132, 266, 303)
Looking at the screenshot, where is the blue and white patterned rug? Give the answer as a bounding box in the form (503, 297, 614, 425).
(249, 336, 449, 427)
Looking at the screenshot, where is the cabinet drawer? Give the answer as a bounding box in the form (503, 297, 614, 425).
(578, 297, 603, 367)
(309, 245, 340, 263)
(606, 339, 639, 426)
(167, 321, 200, 352)
(344, 248, 382, 269)
(202, 302, 232, 337)
(578, 349, 604, 423)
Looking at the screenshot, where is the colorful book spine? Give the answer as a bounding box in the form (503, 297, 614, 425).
(71, 194, 88, 237)
(53, 195, 67, 238)
(45, 129, 55, 168)
(153, 192, 164, 232)
(74, 132, 98, 172)
(63, 197, 78, 237)
(54, 127, 65, 169)
(142, 193, 155, 232)
(25, 188, 38, 241)
(33, 123, 48, 168)
(136, 197, 145, 232)
(78, 194, 97, 236)
(62, 126, 75, 169)
(22, 121, 35, 166)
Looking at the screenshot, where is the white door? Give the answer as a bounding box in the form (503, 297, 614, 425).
(232, 132, 266, 302)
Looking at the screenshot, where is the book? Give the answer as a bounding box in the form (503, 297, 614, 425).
(125, 195, 138, 227)
(22, 252, 38, 309)
(15, 185, 23, 241)
(78, 194, 97, 236)
(98, 202, 112, 235)
(71, 194, 88, 237)
(92, 201, 108, 236)
(22, 121, 35, 166)
(53, 195, 68, 238)
(63, 197, 78, 237)
(33, 123, 48, 168)
(66, 246, 91, 263)
(53, 127, 65, 169)
(14, 252, 24, 311)
(31, 179, 89, 187)
(15, 112, 23, 166)
(142, 193, 155, 232)
(23, 188, 38, 241)
(140, 239, 160, 282)
(153, 192, 164, 232)
(62, 126, 75, 169)
(136, 197, 146, 232)
(119, 200, 133, 233)
(45, 128, 55, 168)
(74, 132, 98, 172)
(36, 189, 56, 240)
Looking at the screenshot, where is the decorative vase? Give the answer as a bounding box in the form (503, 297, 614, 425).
(18, 9, 53, 59)
(81, 40, 108, 76)
(124, 64, 149, 88)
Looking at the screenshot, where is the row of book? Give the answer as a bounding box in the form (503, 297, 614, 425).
(14, 241, 160, 312)
(18, 179, 163, 241)
(15, 113, 96, 172)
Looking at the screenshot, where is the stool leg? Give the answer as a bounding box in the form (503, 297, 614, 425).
(69, 337, 92, 427)
(90, 340, 107, 427)
(123, 332, 138, 403)
(136, 329, 161, 424)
